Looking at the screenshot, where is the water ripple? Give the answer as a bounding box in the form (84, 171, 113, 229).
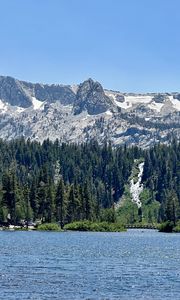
(0, 230, 180, 299)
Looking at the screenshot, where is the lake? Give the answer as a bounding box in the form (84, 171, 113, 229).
(0, 229, 180, 299)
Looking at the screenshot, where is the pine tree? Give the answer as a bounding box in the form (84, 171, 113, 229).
(46, 184, 55, 223)
(165, 190, 180, 225)
(67, 184, 76, 223)
(55, 178, 66, 228)
(83, 181, 92, 220)
(29, 178, 39, 219)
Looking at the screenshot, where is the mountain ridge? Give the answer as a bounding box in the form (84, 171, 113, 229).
(0, 75, 179, 147)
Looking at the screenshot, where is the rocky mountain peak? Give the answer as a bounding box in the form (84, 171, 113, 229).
(80, 78, 104, 93)
(73, 78, 112, 115)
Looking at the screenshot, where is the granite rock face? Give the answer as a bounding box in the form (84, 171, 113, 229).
(21, 81, 76, 105)
(0, 76, 76, 107)
(115, 94, 125, 103)
(152, 94, 169, 103)
(73, 78, 112, 115)
(0, 76, 32, 108)
(0, 76, 111, 110)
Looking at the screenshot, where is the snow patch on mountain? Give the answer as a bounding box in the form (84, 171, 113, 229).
(169, 96, 180, 111)
(106, 110, 113, 116)
(111, 94, 154, 110)
(0, 100, 8, 113)
(126, 95, 153, 105)
(71, 84, 79, 94)
(148, 101, 164, 112)
(114, 98, 132, 110)
(32, 97, 44, 110)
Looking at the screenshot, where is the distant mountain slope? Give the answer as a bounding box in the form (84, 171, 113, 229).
(0, 75, 179, 147)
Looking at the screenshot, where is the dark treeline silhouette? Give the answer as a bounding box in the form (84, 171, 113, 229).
(0, 138, 179, 226)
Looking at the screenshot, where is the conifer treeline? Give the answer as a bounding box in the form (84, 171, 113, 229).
(142, 140, 180, 224)
(0, 138, 179, 225)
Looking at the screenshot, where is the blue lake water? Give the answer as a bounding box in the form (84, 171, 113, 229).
(0, 229, 180, 300)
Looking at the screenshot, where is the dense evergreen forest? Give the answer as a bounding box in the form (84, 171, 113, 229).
(0, 138, 179, 227)
(142, 141, 180, 225)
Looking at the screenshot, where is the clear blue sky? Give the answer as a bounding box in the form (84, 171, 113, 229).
(0, 0, 180, 92)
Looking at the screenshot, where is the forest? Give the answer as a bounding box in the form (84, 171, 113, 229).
(0, 138, 179, 229)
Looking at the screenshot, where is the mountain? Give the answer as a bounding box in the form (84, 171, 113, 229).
(0, 75, 179, 147)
